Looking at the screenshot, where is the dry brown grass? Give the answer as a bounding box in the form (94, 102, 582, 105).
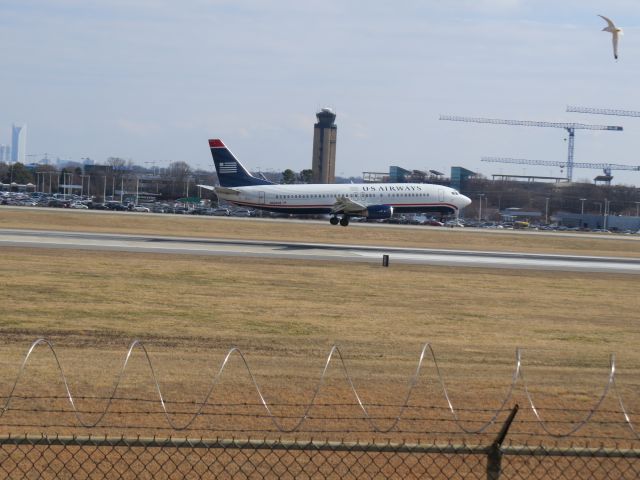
(0, 208, 639, 441)
(2, 207, 640, 257)
(0, 245, 639, 438)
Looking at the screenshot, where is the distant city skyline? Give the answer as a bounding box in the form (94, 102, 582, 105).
(2, 1, 640, 185)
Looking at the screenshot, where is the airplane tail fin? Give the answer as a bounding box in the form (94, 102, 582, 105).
(208, 139, 273, 187)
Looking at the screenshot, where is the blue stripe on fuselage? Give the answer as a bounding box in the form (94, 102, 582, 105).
(223, 199, 458, 215)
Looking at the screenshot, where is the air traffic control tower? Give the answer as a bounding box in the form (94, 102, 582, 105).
(311, 108, 337, 184)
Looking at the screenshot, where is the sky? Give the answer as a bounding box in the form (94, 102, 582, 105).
(2, 1, 640, 184)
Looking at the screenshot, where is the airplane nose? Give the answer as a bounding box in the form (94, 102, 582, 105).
(461, 194, 472, 207)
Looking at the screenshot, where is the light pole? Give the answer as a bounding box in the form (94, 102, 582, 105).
(545, 197, 550, 224)
(103, 175, 107, 202)
(63, 172, 72, 199)
(603, 198, 610, 231)
(80, 175, 89, 198)
(477, 193, 485, 222)
(578, 198, 587, 229)
(635, 201, 640, 217)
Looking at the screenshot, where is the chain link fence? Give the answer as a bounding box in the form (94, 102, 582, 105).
(1, 399, 640, 478)
(1, 433, 639, 479)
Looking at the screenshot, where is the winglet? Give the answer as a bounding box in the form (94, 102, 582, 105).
(209, 139, 225, 148)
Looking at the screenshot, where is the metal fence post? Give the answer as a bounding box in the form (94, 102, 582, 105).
(487, 404, 519, 480)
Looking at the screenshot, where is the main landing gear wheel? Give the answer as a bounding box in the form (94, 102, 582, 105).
(330, 216, 339, 225)
(340, 216, 350, 227)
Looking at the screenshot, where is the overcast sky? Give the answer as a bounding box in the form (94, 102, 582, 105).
(2, 1, 640, 184)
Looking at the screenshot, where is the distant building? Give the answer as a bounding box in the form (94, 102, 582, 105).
(450, 167, 475, 192)
(555, 212, 640, 231)
(11, 124, 26, 163)
(0, 144, 9, 162)
(500, 208, 542, 222)
(363, 166, 447, 184)
(389, 166, 411, 183)
(362, 172, 388, 183)
(311, 108, 337, 184)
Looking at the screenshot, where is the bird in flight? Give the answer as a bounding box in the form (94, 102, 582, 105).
(598, 14, 623, 60)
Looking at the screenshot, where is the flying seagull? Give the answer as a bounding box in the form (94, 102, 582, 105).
(598, 14, 623, 60)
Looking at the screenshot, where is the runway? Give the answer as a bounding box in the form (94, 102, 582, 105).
(1, 228, 639, 274)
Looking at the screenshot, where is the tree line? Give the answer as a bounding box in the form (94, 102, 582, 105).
(0, 159, 315, 202)
(464, 176, 640, 218)
(2, 158, 638, 215)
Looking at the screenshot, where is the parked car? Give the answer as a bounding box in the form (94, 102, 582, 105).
(48, 199, 71, 208)
(105, 202, 128, 211)
(231, 208, 254, 217)
(132, 205, 150, 212)
(70, 202, 88, 209)
(212, 208, 230, 216)
(151, 205, 169, 213)
(423, 219, 444, 226)
(189, 207, 212, 215)
(88, 202, 108, 210)
(445, 219, 465, 228)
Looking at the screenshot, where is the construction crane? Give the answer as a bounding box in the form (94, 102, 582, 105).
(481, 156, 640, 183)
(439, 115, 623, 182)
(567, 105, 640, 117)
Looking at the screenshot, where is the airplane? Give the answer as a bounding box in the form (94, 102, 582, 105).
(203, 139, 472, 226)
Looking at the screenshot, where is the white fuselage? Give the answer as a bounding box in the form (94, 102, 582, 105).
(217, 183, 471, 216)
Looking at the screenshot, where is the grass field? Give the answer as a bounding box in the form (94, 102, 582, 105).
(2, 207, 640, 257)
(0, 208, 639, 440)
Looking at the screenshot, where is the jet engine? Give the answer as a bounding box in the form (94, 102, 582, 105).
(365, 205, 394, 219)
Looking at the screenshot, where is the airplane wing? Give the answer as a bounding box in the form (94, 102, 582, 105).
(331, 195, 367, 214)
(197, 184, 216, 191)
(214, 186, 241, 196)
